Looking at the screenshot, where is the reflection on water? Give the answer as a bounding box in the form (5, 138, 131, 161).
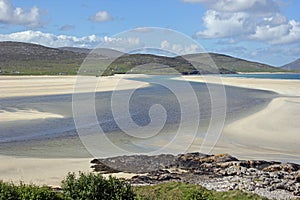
(0, 76, 276, 158)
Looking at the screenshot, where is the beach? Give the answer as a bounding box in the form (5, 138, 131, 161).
(0, 75, 299, 185)
(180, 75, 300, 162)
(0, 75, 150, 98)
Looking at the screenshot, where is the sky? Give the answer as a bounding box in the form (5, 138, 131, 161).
(0, 0, 300, 66)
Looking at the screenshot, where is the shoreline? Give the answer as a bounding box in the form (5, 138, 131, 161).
(237, 72, 298, 74)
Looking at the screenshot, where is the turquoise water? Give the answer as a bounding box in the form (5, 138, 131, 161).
(222, 73, 300, 80)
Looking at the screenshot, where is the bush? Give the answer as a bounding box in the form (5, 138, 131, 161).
(61, 172, 135, 200)
(0, 181, 18, 200)
(0, 180, 61, 200)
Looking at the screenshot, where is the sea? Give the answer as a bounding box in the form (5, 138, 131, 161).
(222, 73, 300, 80)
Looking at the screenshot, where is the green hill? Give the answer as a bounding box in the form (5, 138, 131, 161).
(281, 58, 300, 70)
(0, 41, 85, 75)
(0, 41, 285, 75)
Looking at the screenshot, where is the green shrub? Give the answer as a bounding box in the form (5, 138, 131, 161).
(0, 180, 61, 200)
(61, 172, 135, 200)
(17, 183, 62, 200)
(0, 180, 18, 200)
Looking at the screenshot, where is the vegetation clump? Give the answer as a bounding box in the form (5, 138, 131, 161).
(0, 180, 61, 200)
(61, 172, 135, 200)
(0, 172, 268, 200)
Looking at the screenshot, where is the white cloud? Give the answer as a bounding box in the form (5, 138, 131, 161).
(0, 0, 42, 27)
(101, 36, 142, 52)
(196, 10, 250, 38)
(89, 11, 113, 22)
(187, 0, 300, 45)
(0, 31, 143, 50)
(0, 31, 102, 48)
(250, 20, 300, 45)
(182, 0, 278, 13)
(160, 40, 200, 55)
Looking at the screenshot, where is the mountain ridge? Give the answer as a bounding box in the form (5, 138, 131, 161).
(281, 58, 300, 70)
(0, 41, 285, 75)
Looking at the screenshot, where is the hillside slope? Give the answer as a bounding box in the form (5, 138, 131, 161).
(281, 58, 300, 70)
(0, 41, 86, 75)
(0, 41, 284, 75)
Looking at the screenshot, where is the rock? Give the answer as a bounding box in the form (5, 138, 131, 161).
(91, 152, 300, 199)
(240, 160, 280, 170)
(90, 161, 120, 173)
(91, 154, 177, 173)
(275, 182, 286, 190)
(263, 163, 300, 173)
(177, 153, 238, 170)
(295, 174, 300, 183)
(200, 154, 239, 163)
(247, 184, 256, 191)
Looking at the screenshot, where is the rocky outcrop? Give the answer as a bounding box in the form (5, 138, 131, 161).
(91, 153, 300, 199)
(91, 154, 177, 173)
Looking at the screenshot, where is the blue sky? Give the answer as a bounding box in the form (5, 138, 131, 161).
(0, 0, 300, 66)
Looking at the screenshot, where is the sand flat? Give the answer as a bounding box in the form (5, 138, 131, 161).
(180, 75, 300, 162)
(223, 97, 300, 152)
(0, 75, 149, 98)
(179, 75, 300, 96)
(0, 155, 91, 186)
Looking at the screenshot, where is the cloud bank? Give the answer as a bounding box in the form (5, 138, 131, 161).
(0, 0, 43, 27)
(0, 30, 142, 49)
(183, 0, 300, 45)
(0, 31, 101, 48)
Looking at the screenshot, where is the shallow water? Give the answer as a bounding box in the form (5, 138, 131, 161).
(222, 73, 300, 80)
(0, 76, 277, 158)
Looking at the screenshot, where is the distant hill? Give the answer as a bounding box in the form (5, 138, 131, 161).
(184, 53, 282, 73)
(0, 41, 285, 75)
(281, 58, 300, 70)
(0, 41, 86, 61)
(58, 47, 91, 54)
(102, 53, 234, 75)
(0, 41, 86, 75)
